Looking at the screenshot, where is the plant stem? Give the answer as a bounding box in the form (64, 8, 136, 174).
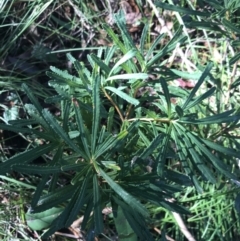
(102, 88, 124, 122)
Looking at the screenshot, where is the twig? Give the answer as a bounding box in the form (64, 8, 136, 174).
(103, 88, 124, 122)
(172, 212, 196, 241)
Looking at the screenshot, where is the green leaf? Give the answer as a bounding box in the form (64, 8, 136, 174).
(73, 99, 91, 159)
(185, 21, 226, 35)
(90, 54, 111, 75)
(180, 110, 239, 124)
(0, 123, 56, 142)
(47, 67, 81, 87)
(155, 1, 211, 17)
(81, 195, 94, 230)
(113, 204, 138, 241)
(140, 22, 149, 56)
(107, 107, 114, 133)
(114, 11, 144, 68)
(104, 46, 118, 65)
(183, 87, 216, 111)
(160, 77, 171, 116)
(157, 124, 172, 176)
(147, 26, 187, 67)
(93, 174, 104, 234)
(98, 168, 149, 218)
(95, 135, 116, 158)
(230, 52, 240, 65)
(175, 126, 216, 183)
(146, 33, 165, 61)
(72, 60, 91, 87)
(105, 86, 139, 106)
(8, 119, 37, 126)
(182, 62, 213, 110)
(11, 163, 85, 175)
(31, 147, 63, 207)
(42, 187, 80, 237)
(91, 76, 101, 153)
(186, 130, 236, 179)
(65, 172, 90, 227)
(138, 129, 151, 146)
(34, 185, 76, 213)
(139, 134, 163, 160)
(62, 100, 71, 132)
(12, 164, 61, 175)
(172, 128, 201, 191)
(101, 161, 121, 171)
(0, 143, 56, 174)
(109, 49, 137, 76)
(106, 73, 148, 81)
(169, 69, 204, 80)
(113, 197, 154, 241)
(202, 139, 240, 158)
(22, 84, 43, 117)
(42, 109, 88, 159)
(26, 207, 64, 231)
(175, 105, 184, 118)
(102, 23, 127, 54)
(222, 18, 240, 34)
(49, 66, 80, 82)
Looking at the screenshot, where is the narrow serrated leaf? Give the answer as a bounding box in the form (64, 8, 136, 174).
(12, 164, 61, 175)
(106, 73, 148, 81)
(176, 128, 216, 183)
(93, 174, 104, 234)
(155, 1, 210, 16)
(105, 86, 139, 106)
(182, 62, 213, 110)
(222, 18, 240, 34)
(230, 52, 240, 65)
(186, 131, 236, 179)
(65, 172, 90, 227)
(160, 77, 171, 116)
(109, 49, 137, 76)
(139, 134, 163, 160)
(91, 76, 101, 153)
(42, 109, 87, 159)
(90, 54, 111, 75)
(157, 124, 172, 176)
(107, 107, 114, 133)
(140, 22, 149, 55)
(0, 143, 56, 174)
(22, 84, 43, 116)
(147, 26, 186, 67)
(183, 87, 216, 111)
(98, 168, 149, 218)
(146, 33, 165, 60)
(180, 110, 239, 124)
(73, 99, 91, 159)
(175, 105, 184, 117)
